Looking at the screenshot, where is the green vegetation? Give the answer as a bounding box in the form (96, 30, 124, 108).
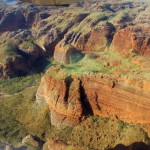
(0, 74, 41, 94)
(0, 0, 149, 149)
(47, 51, 141, 79)
(0, 72, 148, 149)
(108, 11, 129, 24)
(47, 55, 114, 78)
(102, 52, 141, 77)
(71, 12, 109, 34)
(0, 74, 50, 145)
(88, 12, 108, 21)
(34, 58, 58, 73)
(46, 116, 149, 150)
(0, 41, 22, 63)
(36, 9, 88, 38)
(19, 40, 35, 50)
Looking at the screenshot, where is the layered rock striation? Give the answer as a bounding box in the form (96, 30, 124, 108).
(36, 68, 150, 127)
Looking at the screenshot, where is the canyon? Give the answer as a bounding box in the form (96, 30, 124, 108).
(0, 0, 150, 149)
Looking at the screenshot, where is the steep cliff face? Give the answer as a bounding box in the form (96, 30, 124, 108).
(36, 69, 150, 127)
(36, 72, 86, 127)
(81, 75, 150, 124)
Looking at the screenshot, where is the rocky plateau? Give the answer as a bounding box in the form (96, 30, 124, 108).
(0, 0, 150, 150)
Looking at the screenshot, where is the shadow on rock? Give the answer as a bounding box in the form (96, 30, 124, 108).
(109, 142, 150, 150)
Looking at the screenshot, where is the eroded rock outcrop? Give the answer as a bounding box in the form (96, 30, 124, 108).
(18, 41, 43, 63)
(0, 0, 150, 129)
(0, 0, 149, 78)
(1, 0, 150, 149)
(36, 69, 87, 127)
(0, 40, 44, 78)
(64, 18, 115, 52)
(54, 40, 83, 64)
(109, 26, 150, 55)
(34, 11, 89, 56)
(37, 68, 150, 127)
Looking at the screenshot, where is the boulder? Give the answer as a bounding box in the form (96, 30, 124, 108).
(22, 135, 39, 148)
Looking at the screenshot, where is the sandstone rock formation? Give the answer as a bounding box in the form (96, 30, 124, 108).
(64, 19, 116, 52)
(0, 41, 41, 78)
(36, 69, 86, 127)
(109, 27, 150, 55)
(0, 56, 30, 78)
(0, 0, 149, 78)
(54, 40, 83, 64)
(34, 12, 88, 56)
(0, 0, 148, 128)
(36, 69, 150, 127)
(18, 41, 43, 63)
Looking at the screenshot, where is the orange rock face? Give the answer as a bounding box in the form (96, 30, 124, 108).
(65, 22, 115, 52)
(36, 72, 87, 127)
(0, 0, 150, 131)
(81, 76, 150, 124)
(36, 71, 150, 127)
(109, 27, 150, 55)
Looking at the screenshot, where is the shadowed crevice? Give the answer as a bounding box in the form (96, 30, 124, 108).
(108, 142, 150, 150)
(79, 80, 94, 116)
(64, 76, 73, 102)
